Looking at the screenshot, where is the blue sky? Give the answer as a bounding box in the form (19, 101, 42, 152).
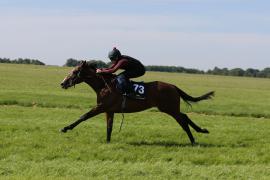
(0, 0, 269, 70)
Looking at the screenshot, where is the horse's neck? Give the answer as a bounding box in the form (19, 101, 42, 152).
(84, 76, 103, 93)
(84, 75, 114, 93)
(103, 74, 116, 80)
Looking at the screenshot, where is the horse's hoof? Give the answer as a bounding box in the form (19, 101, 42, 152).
(59, 128, 67, 133)
(201, 129, 209, 134)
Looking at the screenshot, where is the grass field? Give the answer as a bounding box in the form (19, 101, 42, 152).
(0, 64, 270, 179)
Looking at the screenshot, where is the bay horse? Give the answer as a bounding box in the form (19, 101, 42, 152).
(60, 61, 214, 145)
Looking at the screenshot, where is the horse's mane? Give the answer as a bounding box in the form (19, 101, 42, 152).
(85, 61, 97, 69)
(84, 61, 116, 79)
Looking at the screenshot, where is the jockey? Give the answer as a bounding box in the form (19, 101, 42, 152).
(96, 47, 145, 97)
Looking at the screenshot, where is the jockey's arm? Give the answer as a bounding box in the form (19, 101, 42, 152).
(96, 62, 117, 73)
(98, 59, 128, 74)
(105, 62, 117, 69)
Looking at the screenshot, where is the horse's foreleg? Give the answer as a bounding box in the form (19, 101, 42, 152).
(60, 105, 104, 133)
(106, 112, 114, 143)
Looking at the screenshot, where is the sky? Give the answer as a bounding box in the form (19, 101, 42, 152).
(0, 0, 269, 70)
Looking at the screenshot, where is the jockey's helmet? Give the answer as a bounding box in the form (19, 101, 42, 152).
(108, 47, 121, 61)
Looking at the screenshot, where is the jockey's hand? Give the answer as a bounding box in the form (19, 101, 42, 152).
(96, 69, 102, 74)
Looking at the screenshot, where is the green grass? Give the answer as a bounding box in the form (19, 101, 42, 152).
(0, 64, 270, 179)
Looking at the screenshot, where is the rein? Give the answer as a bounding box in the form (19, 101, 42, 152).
(100, 75, 112, 93)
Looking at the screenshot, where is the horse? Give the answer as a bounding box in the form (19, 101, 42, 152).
(60, 61, 214, 145)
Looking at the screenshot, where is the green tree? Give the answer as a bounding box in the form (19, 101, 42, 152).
(64, 58, 80, 67)
(229, 68, 245, 76)
(245, 68, 259, 77)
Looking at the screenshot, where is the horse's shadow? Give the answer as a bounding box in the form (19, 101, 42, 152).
(128, 141, 231, 148)
(128, 141, 192, 147)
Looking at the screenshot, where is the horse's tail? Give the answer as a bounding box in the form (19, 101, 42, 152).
(175, 86, 215, 105)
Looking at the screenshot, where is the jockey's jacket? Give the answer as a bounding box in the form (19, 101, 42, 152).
(99, 55, 145, 78)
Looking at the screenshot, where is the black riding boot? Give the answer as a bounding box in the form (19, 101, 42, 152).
(116, 74, 136, 98)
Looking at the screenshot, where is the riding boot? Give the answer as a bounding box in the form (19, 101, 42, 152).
(124, 81, 137, 98)
(116, 74, 129, 94)
(116, 74, 137, 98)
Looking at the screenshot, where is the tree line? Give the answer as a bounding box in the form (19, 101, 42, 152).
(0, 58, 45, 65)
(206, 67, 270, 78)
(64, 58, 270, 78)
(64, 58, 109, 68)
(1, 57, 269, 78)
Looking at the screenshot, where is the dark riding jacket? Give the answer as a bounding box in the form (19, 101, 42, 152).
(99, 55, 145, 79)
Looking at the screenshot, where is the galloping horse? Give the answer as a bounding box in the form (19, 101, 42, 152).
(60, 61, 214, 145)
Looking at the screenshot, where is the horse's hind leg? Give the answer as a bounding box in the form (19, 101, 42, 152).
(168, 112, 196, 145)
(180, 113, 209, 134)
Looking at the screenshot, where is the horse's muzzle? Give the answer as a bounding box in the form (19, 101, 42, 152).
(60, 82, 69, 89)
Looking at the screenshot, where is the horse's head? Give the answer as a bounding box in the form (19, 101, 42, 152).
(60, 61, 97, 89)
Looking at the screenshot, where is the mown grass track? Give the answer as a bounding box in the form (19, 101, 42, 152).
(0, 64, 269, 179)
